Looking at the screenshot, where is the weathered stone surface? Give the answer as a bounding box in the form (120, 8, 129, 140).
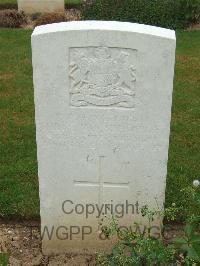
(18, 0, 64, 14)
(32, 21, 176, 254)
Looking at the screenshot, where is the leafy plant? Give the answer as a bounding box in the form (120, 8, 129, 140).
(97, 196, 200, 265)
(98, 217, 177, 265)
(180, 0, 200, 24)
(83, 0, 200, 29)
(65, 0, 84, 8)
(173, 218, 200, 263)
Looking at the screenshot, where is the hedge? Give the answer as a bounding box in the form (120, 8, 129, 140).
(83, 0, 200, 29)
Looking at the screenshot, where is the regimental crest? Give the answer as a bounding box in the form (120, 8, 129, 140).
(69, 46, 137, 108)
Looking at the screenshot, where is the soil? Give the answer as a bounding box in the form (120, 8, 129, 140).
(0, 220, 184, 266)
(187, 23, 200, 30)
(0, 220, 96, 265)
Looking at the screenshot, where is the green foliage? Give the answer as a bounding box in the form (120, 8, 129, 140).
(98, 194, 200, 266)
(173, 218, 200, 263)
(97, 239, 176, 265)
(83, 0, 200, 29)
(98, 213, 200, 265)
(65, 0, 84, 8)
(164, 203, 180, 222)
(170, 176, 200, 263)
(180, 0, 200, 24)
(0, 253, 9, 266)
(175, 185, 200, 220)
(98, 216, 176, 265)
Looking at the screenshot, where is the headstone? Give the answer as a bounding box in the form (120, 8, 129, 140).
(18, 0, 64, 14)
(32, 21, 176, 254)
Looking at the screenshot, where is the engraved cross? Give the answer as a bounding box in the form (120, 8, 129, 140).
(74, 156, 130, 208)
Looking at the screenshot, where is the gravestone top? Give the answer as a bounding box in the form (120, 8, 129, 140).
(33, 20, 175, 40)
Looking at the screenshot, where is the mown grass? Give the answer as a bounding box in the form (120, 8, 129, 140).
(166, 30, 200, 220)
(0, 253, 9, 266)
(65, 0, 83, 6)
(0, 29, 199, 220)
(0, 29, 39, 219)
(0, 0, 17, 9)
(0, 0, 16, 5)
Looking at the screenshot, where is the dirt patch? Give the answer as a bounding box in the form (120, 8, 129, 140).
(0, 73, 15, 81)
(0, 221, 96, 265)
(0, 220, 184, 265)
(187, 23, 200, 30)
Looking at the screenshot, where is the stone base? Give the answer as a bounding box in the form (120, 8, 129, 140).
(18, 0, 64, 14)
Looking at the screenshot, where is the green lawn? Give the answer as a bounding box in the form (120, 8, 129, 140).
(0, 29, 39, 219)
(64, 0, 83, 5)
(0, 0, 17, 9)
(0, 0, 16, 4)
(0, 29, 200, 220)
(166, 30, 200, 220)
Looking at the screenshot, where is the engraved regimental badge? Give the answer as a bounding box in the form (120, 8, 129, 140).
(69, 47, 136, 108)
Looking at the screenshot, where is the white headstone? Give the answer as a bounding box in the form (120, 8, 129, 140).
(32, 21, 176, 254)
(18, 0, 64, 14)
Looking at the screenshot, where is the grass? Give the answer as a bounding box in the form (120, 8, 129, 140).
(0, 29, 200, 220)
(65, 0, 83, 5)
(0, 253, 9, 266)
(0, 0, 17, 9)
(0, 0, 16, 5)
(166, 30, 200, 220)
(0, 29, 39, 219)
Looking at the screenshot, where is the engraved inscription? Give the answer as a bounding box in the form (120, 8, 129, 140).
(69, 47, 137, 108)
